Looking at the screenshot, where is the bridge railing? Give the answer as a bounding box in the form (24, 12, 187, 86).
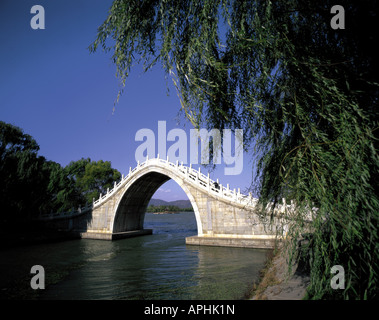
(149, 156, 259, 206)
(37, 202, 93, 220)
(93, 155, 258, 206)
(89, 155, 259, 209)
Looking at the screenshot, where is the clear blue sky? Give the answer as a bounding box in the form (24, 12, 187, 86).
(0, 0, 257, 201)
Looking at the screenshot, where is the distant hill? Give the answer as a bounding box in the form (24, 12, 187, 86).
(148, 198, 192, 209)
(148, 199, 168, 207)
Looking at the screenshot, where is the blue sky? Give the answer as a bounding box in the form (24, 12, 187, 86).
(0, 0, 257, 201)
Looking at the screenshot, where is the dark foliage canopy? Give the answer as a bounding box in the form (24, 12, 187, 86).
(0, 121, 121, 222)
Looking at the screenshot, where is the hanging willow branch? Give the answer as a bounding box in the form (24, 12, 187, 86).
(90, 0, 379, 299)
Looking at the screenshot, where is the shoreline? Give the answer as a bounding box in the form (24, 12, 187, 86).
(151, 211, 179, 214)
(0, 220, 82, 250)
(149, 211, 194, 214)
(250, 246, 310, 300)
(0, 228, 80, 250)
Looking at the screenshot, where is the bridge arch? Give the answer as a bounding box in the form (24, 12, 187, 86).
(109, 163, 203, 236)
(46, 157, 291, 248)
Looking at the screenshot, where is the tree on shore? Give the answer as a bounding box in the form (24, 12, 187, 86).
(90, 0, 379, 299)
(0, 121, 121, 222)
(65, 158, 121, 204)
(0, 121, 61, 221)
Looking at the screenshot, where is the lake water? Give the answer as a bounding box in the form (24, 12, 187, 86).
(0, 212, 270, 300)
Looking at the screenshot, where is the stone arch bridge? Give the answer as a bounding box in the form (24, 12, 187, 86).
(39, 157, 293, 249)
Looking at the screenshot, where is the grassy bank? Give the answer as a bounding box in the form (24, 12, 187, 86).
(250, 245, 310, 300)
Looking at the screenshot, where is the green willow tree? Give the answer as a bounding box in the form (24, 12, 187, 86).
(90, 0, 378, 299)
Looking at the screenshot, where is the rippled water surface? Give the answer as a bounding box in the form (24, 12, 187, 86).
(1, 212, 269, 300)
